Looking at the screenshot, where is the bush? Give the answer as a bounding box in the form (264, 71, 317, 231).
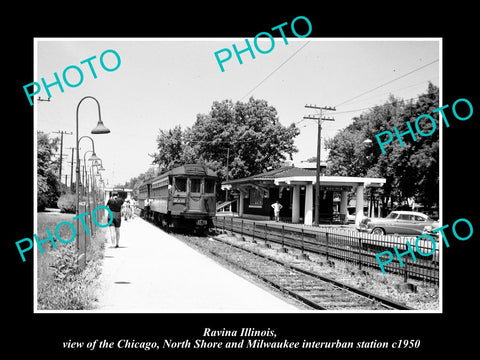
(57, 193, 76, 213)
(37, 245, 99, 310)
(51, 244, 80, 282)
(37, 231, 107, 310)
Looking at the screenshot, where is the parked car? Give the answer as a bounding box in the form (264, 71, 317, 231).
(346, 206, 367, 224)
(357, 210, 439, 236)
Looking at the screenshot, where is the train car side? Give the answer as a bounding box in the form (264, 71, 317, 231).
(139, 164, 217, 232)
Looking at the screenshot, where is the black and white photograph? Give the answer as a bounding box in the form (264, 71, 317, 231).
(7, 5, 478, 357)
(33, 38, 441, 314)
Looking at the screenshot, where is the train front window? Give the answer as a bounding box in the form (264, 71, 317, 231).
(205, 179, 215, 194)
(175, 177, 187, 192)
(190, 178, 201, 193)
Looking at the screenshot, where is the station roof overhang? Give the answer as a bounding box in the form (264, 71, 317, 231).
(273, 175, 386, 188)
(221, 170, 386, 191)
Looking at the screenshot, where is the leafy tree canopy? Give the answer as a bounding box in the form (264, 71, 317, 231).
(149, 97, 300, 190)
(37, 131, 60, 210)
(325, 83, 439, 209)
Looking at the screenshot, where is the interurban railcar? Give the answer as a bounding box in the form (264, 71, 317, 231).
(138, 164, 217, 231)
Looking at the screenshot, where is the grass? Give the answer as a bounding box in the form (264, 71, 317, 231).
(36, 211, 107, 310)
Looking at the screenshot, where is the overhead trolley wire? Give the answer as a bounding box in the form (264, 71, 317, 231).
(334, 58, 439, 108)
(239, 41, 311, 101)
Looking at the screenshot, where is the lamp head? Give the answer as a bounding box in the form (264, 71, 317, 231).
(89, 152, 101, 161)
(91, 119, 110, 134)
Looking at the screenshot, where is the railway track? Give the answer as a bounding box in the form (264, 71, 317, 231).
(178, 233, 412, 311)
(213, 217, 439, 284)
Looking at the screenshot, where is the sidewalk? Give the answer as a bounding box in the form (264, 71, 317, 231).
(94, 217, 299, 312)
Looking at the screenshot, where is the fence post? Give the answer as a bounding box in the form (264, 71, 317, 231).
(264, 223, 271, 248)
(325, 232, 329, 261)
(231, 216, 233, 232)
(223, 216, 226, 233)
(252, 222, 256, 243)
(358, 236, 362, 270)
(298, 228, 309, 260)
(301, 228, 304, 254)
(240, 219, 244, 240)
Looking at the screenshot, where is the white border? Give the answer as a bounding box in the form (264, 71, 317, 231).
(33, 37, 442, 314)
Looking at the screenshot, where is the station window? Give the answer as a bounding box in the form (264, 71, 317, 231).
(190, 178, 201, 193)
(249, 189, 263, 207)
(175, 177, 187, 192)
(205, 179, 215, 194)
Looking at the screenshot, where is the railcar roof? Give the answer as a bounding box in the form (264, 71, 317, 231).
(141, 164, 217, 185)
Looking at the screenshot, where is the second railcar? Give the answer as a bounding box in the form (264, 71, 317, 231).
(138, 164, 217, 231)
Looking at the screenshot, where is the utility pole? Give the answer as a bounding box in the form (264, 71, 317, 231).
(66, 147, 75, 192)
(52, 130, 73, 183)
(304, 105, 336, 226)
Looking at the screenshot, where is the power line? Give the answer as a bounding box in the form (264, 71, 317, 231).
(335, 77, 438, 108)
(334, 94, 434, 115)
(334, 58, 439, 108)
(52, 130, 73, 184)
(239, 41, 310, 101)
(297, 93, 436, 126)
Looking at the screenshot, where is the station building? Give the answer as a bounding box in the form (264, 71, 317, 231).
(103, 187, 134, 203)
(221, 163, 386, 225)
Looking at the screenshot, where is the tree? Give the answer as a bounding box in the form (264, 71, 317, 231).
(37, 131, 60, 211)
(150, 125, 195, 172)
(187, 98, 299, 178)
(325, 83, 439, 212)
(123, 167, 158, 198)
(150, 97, 300, 198)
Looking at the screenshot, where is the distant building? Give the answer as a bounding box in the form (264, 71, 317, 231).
(103, 187, 133, 204)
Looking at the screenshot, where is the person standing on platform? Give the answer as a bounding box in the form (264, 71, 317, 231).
(107, 192, 124, 247)
(123, 198, 132, 221)
(129, 198, 136, 219)
(144, 197, 151, 220)
(271, 200, 283, 222)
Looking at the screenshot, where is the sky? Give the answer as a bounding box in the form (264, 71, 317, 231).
(35, 38, 440, 187)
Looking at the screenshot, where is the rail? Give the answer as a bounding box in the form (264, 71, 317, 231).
(213, 216, 439, 284)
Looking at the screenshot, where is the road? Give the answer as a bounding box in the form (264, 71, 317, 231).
(94, 216, 299, 312)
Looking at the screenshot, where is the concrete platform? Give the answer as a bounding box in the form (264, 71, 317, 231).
(94, 217, 299, 313)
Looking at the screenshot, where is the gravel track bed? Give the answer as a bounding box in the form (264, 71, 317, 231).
(175, 232, 411, 311)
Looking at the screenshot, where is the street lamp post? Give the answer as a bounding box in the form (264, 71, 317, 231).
(75, 96, 110, 269)
(83, 149, 102, 238)
(83, 150, 93, 207)
(90, 159, 106, 228)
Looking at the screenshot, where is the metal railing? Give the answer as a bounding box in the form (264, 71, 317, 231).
(213, 216, 439, 284)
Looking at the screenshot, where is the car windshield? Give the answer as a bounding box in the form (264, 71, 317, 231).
(190, 178, 201, 193)
(175, 177, 187, 192)
(386, 212, 398, 219)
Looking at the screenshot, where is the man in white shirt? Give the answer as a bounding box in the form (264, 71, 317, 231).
(271, 200, 283, 222)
